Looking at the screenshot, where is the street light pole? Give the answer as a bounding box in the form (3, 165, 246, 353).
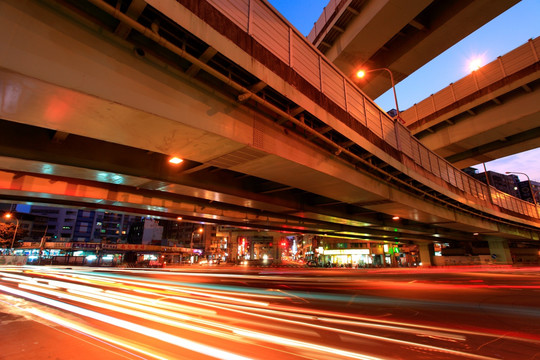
(39, 224, 48, 264)
(11, 218, 19, 253)
(190, 231, 194, 263)
(356, 67, 402, 123)
(506, 171, 538, 207)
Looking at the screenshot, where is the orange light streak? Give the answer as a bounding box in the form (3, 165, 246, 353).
(5, 267, 540, 360)
(0, 284, 253, 360)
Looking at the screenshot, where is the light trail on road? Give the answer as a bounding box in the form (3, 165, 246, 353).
(1, 266, 540, 359)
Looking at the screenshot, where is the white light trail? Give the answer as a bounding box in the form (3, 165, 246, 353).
(165, 294, 499, 360)
(3, 267, 538, 360)
(0, 284, 254, 360)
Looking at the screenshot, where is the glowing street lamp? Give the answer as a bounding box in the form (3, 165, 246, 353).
(4, 213, 19, 253)
(168, 156, 183, 165)
(356, 67, 402, 123)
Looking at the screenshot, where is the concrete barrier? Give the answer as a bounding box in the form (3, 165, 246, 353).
(0, 256, 28, 266)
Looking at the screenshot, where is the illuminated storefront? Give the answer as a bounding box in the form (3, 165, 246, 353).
(322, 248, 371, 266)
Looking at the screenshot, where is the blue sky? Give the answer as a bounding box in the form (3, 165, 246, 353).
(268, 0, 540, 182)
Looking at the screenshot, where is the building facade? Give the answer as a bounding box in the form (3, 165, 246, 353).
(518, 180, 540, 204)
(471, 170, 521, 198)
(29, 206, 142, 243)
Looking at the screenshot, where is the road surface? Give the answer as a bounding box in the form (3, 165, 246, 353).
(1, 265, 539, 359)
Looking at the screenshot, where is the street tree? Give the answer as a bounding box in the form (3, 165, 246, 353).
(0, 222, 26, 247)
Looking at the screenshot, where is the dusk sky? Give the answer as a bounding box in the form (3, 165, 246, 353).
(268, 0, 540, 182)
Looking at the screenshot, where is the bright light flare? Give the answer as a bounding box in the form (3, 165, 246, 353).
(168, 157, 183, 164)
(467, 54, 486, 73)
(356, 70, 366, 78)
(469, 58, 482, 72)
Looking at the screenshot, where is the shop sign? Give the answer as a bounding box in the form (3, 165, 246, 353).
(21, 242, 40, 248)
(117, 244, 144, 250)
(46, 242, 72, 249)
(73, 243, 98, 249)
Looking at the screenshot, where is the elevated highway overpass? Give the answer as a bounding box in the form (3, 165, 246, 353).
(401, 37, 540, 168)
(0, 0, 539, 264)
(307, 0, 519, 99)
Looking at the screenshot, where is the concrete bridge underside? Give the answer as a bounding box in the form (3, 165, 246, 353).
(309, 0, 518, 99)
(0, 0, 538, 247)
(413, 70, 540, 168)
(401, 35, 540, 168)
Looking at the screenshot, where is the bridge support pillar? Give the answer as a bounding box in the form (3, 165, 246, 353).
(226, 232, 239, 263)
(417, 242, 434, 267)
(488, 239, 513, 265)
(272, 235, 282, 264)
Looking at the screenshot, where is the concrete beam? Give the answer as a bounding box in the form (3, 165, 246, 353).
(445, 126, 540, 168)
(321, 0, 518, 99)
(0, 0, 537, 242)
(323, 0, 430, 69)
(186, 47, 218, 77)
(418, 88, 540, 167)
(114, 0, 147, 39)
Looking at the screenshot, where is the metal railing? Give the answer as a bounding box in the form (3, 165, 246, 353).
(401, 37, 540, 126)
(124, 0, 537, 224)
(201, 0, 539, 221)
(306, 0, 344, 44)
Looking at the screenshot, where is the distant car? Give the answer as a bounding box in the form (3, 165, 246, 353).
(240, 259, 260, 266)
(240, 259, 273, 266)
(199, 259, 218, 265)
(305, 260, 319, 267)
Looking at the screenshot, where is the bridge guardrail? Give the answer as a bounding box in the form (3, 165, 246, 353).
(306, 0, 346, 44)
(0, 256, 28, 266)
(201, 0, 539, 220)
(401, 37, 540, 126)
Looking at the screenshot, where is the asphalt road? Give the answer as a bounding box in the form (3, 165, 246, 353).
(1, 265, 539, 359)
